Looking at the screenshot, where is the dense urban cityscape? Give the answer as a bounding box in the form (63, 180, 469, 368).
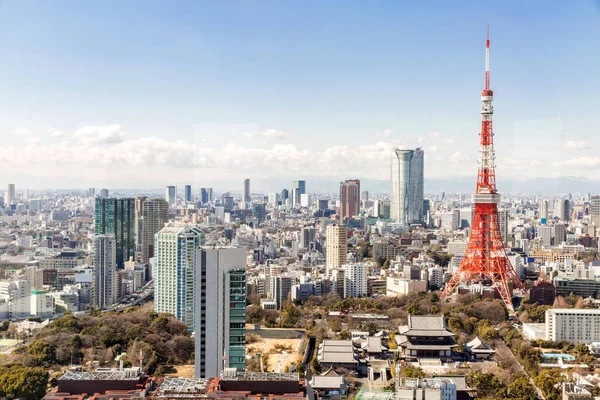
(1, 2, 599, 400)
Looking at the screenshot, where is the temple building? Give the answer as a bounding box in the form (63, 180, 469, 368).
(396, 315, 457, 361)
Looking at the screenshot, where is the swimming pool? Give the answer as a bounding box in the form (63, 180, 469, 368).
(541, 353, 575, 361)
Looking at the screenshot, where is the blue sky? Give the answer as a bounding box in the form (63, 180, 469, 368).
(1, 1, 599, 190)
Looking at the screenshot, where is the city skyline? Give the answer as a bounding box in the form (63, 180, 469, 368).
(0, 2, 599, 190)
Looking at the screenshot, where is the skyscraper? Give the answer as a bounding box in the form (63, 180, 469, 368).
(6, 184, 15, 206)
(95, 198, 135, 268)
(140, 198, 169, 264)
(93, 235, 117, 309)
(165, 186, 176, 205)
(292, 180, 306, 206)
(251, 203, 266, 223)
(195, 247, 246, 378)
(281, 189, 289, 204)
(154, 225, 205, 331)
(339, 179, 360, 220)
(591, 195, 600, 227)
(243, 179, 251, 203)
(100, 188, 109, 198)
(390, 148, 424, 226)
(539, 200, 549, 221)
(200, 188, 212, 204)
(185, 185, 192, 202)
(326, 224, 348, 269)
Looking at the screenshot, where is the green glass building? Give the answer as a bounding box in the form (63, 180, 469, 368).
(94, 198, 135, 268)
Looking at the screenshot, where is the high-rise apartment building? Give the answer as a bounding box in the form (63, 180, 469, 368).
(140, 198, 169, 264)
(292, 180, 306, 206)
(326, 224, 347, 268)
(5, 184, 15, 206)
(100, 188, 109, 198)
(539, 200, 549, 221)
(344, 263, 367, 298)
(339, 179, 360, 220)
(195, 247, 246, 378)
(165, 186, 176, 205)
(184, 185, 192, 202)
(554, 223, 566, 245)
(243, 179, 251, 203)
(591, 195, 600, 227)
(94, 198, 135, 268)
(499, 208, 509, 244)
(93, 235, 117, 309)
(154, 225, 204, 331)
(390, 148, 424, 226)
(545, 308, 600, 344)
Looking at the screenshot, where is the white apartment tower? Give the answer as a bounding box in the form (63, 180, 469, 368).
(154, 225, 204, 331)
(93, 235, 117, 309)
(326, 224, 348, 269)
(545, 308, 600, 344)
(195, 247, 246, 378)
(5, 184, 15, 206)
(344, 263, 367, 298)
(390, 148, 424, 226)
(539, 199, 549, 221)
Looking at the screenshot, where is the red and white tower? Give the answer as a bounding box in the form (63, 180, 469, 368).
(441, 27, 524, 313)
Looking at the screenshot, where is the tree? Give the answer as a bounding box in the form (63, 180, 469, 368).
(401, 365, 425, 379)
(0, 363, 49, 400)
(467, 372, 506, 398)
(328, 319, 342, 333)
(27, 340, 56, 367)
(506, 375, 536, 400)
(407, 303, 421, 315)
(534, 369, 563, 400)
(382, 259, 391, 269)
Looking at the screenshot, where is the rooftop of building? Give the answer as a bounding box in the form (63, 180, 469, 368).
(156, 377, 211, 396)
(220, 371, 300, 381)
(59, 368, 141, 381)
(548, 308, 600, 315)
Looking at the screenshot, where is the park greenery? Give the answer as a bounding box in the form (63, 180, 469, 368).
(1, 303, 194, 399)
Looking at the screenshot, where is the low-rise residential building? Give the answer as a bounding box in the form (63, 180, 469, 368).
(386, 276, 427, 296)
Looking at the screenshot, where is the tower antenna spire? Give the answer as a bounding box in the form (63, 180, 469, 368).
(485, 25, 490, 90)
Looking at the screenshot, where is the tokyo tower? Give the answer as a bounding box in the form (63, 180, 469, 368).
(441, 27, 525, 313)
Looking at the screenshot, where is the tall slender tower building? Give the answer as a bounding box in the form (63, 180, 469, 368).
(326, 224, 348, 269)
(442, 27, 524, 313)
(195, 247, 246, 378)
(591, 195, 600, 227)
(93, 235, 117, 309)
(339, 179, 360, 220)
(5, 184, 15, 206)
(140, 198, 169, 264)
(243, 179, 251, 203)
(184, 185, 192, 202)
(95, 198, 135, 268)
(292, 180, 306, 206)
(154, 225, 205, 331)
(165, 186, 176, 205)
(390, 148, 424, 226)
(539, 200, 549, 221)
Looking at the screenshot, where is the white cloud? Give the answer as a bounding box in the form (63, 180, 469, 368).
(49, 128, 68, 139)
(563, 140, 589, 150)
(25, 137, 41, 145)
(428, 145, 438, 152)
(245, 129, 292, 140)
(558, 157, 600, 168)
(73, 124, 125, 145)
(376, 129, 394, 138)
(450, 151, 469, 163)
(417, 137, 423, 143)
(15, 127, 33, 137)
(430, 132, 441, 138)
(446, 139, 455, 144)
